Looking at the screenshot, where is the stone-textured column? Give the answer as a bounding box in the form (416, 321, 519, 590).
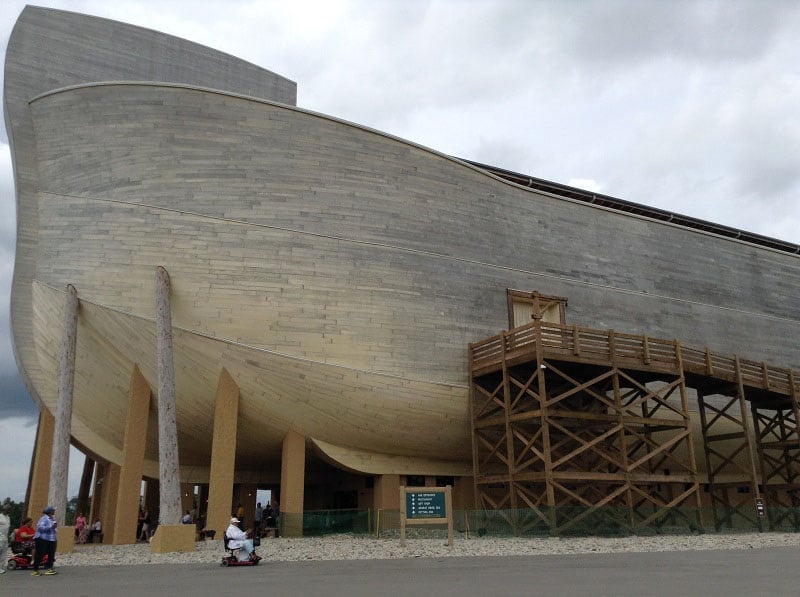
(280, 430, 306, 537)
(76, 456, 95, 519)
(155, 266, 181, 524)
(49, 284, 79, 527)
(206, 368, 239, 535)
(111, 365, 151, 544)
(27, 409, 55, 519)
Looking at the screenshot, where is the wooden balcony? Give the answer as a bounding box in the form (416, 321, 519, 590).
(470, 320, 798, 404)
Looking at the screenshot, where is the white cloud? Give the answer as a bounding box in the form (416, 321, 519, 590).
(0, 416, 88, 502)
(568, 179, 603, 194)
(0, 0, 799, 502)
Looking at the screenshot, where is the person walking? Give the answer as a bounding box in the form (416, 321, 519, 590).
(31, 505, 58, 576)
(254, 502, 263, 536)
(0, 504, 11, 574)
(138, 510, 150, 542)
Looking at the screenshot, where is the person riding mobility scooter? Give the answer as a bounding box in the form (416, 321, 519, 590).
(221, 517, 261, 567)
(7, 541, 49, 571)
(6, 517, 48, 571)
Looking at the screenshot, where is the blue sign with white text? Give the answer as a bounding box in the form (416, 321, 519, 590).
(406, 491, 446, 519)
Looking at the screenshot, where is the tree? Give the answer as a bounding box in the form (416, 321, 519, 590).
(1, 497, 25, 529)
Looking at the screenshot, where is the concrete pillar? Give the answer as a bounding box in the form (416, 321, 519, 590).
(239, 484, 257, 530)
(206, 368, 239, 536)
(144, 478, 159, 519)
(49, 284, 79, 527)
(100, 463, 121, 543)
(155, 266, 182, 525)
(180, 483, 194, 519)
(373, 474, 401, 510)
(279, 430, 306, 537)
(453, 476, 476, 510)
(27, 409, 55, 520)
(76, 456, 95, 519)
(373, 474, 400, 536)
(111, 365, 151, 544)
(89, 461, 108, 526)
(197, 484, 209, 523)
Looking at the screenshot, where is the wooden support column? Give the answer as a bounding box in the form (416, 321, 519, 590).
(144, 479, 159, 519)
(280, 430, 306, 537)
(612, 366, 635, 531)
(734, 356, 763, 501)
(155, 266, 181, 525)
(535, 321, 556, 533)
(239, 484, 257, 529)
(453, 476, 476, 510)
(112, 365, 151, 544)
(150, 266, 194, 553)
(50, 284, 78, 531)
(500, 332, 517, 512)
(99, 462, 121, 544)
(206, 367, 239, 537)
(27, 409, 55, 520)
(373, 475, 401, 510)
(76, 456, 95, 519)
(89, 461, 108, 527)
(181, 483, 195, 519)
(675, 344, 704, 524)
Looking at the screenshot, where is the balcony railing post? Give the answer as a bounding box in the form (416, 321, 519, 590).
(608, 329, 616, 365)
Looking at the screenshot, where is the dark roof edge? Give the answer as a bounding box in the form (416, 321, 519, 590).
(462, 158, 800, 256)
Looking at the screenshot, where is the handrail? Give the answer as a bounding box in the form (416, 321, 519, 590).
(470, 320, 798, 397)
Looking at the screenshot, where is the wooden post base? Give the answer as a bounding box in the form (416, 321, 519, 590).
(55, 526, 75, 553)
(149, 524, 196, 554)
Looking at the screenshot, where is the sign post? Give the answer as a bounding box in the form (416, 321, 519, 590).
(399, 485, 453, 547)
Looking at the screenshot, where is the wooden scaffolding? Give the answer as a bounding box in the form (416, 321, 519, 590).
(470, 317, 800, 535)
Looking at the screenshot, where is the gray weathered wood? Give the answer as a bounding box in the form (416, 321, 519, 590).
(156, 266, 181, 524)
(49, 284, 78, 525)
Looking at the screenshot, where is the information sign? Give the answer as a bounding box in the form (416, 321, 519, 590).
(399, 485, 453, 547)
(406, 491, 446, 519)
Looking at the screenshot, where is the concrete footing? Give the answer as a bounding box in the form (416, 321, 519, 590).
(150, 524, 196, 554)
(56, 526, 75, 553)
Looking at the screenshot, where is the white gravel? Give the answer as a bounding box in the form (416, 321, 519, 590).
(48, 532, 800, 567)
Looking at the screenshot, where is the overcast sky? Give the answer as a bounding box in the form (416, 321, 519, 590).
(0, 0, 798, 501)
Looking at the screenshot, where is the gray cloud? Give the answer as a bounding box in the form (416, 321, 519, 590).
(0, 373, 34, 418)
(557, 0, 789, 66)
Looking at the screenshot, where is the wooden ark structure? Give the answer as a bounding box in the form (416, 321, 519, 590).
(6, 7, 800, 540)
(471, 292, 800, 534)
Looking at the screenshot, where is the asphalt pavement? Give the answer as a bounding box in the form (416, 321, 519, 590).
(2, 546, 799, 596)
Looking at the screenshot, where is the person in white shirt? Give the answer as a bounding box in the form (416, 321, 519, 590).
(0, 504, 11, 574)
(225, 517, 254, 561)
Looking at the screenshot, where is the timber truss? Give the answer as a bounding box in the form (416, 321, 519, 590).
(469, 321, 800, 535)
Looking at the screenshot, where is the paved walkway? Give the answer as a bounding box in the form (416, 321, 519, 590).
(2, 547, 798, 596)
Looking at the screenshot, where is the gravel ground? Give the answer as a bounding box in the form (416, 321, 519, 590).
(38, 532, 800, 567)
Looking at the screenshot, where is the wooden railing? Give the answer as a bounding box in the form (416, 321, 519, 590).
(470, 320, 797, 397)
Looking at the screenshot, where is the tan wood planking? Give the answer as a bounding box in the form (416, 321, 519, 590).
(206, 368, 239, 535)
(111, 365, 151, 544)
